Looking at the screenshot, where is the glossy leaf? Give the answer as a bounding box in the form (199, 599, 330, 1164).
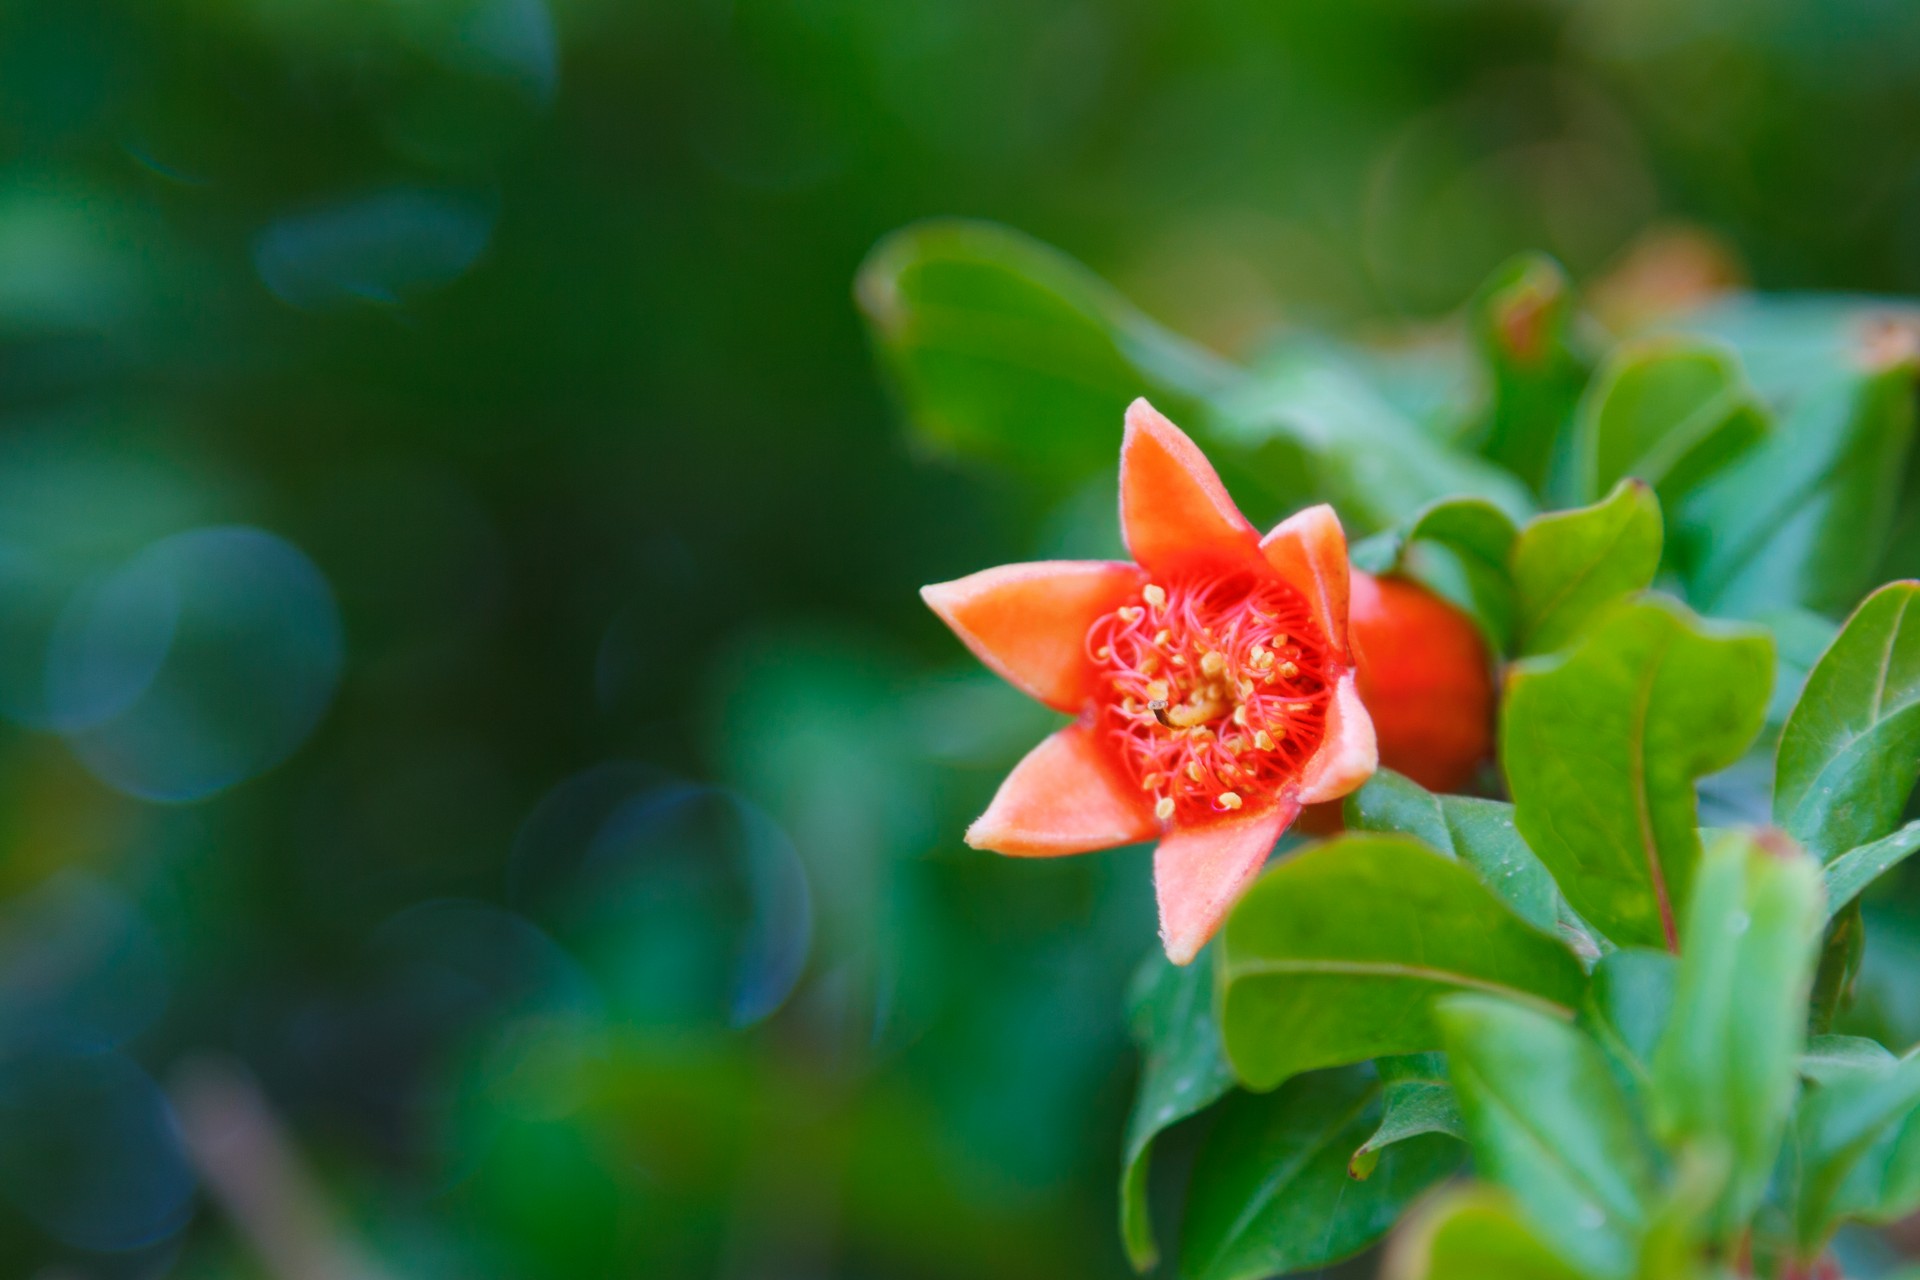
(1385, 1186, 1595, 1280)
(1503, 596, 1774, 950)
(1510, 480, 1663, 657)
(1569, 336, 1767, 510)
(1208, 343, 1533, 534)
(1650, 831, 1824, 1239)
(1348, 1053, 1464, 1180)
(1810, 902, 1867, 1037)
(856, 220, 1238, 476)
(1582, 948, 1679, 1097)
(1440, 994, 1661, 1278)
(1119, 949, 1237, 1271)
(1218, 834, 1586, 1089)
(1345, 769, 1559, 929)
(1788, 1044, 1920, 1248)
(1676, 328, 1917, 617)
(1775, 582, 1920, 860)
(1823, 819, 1920, 920)
(1468, 253, 1590, 493)
(1179, 1067, 1459, 1280)
(1349, 497, 1519, 649)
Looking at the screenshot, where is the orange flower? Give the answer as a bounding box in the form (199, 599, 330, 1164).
(1348, 573, 1494, 796)
(921, 400, 1377, 964)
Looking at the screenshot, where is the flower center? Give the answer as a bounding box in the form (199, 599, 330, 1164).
(1086, 567, 1333, 825)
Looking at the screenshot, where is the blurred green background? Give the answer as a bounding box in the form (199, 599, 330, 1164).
(10, 0, 1920, 1275)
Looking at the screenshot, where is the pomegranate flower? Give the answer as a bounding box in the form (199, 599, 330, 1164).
(921, 399, 1377, 964)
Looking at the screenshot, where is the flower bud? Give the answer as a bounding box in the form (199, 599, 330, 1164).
(1347, 571, 1494, 794)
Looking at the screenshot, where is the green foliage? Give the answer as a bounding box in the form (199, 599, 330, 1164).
(1468, 253, 1589, 493)
(1119, 950, 1236, 1271)
(1217, 834, 1586, 1089)
(1503, 596, 1774, 949)
(1568, 337, 1767, 512)
(858, 220, 1238, 477)
(1347, 1053, 1465, 1180)
(1389, 1187, 1595, 1280)
(1648, 832, 1824, 1240)
(1178, 1068, 1459, 1280)
(1775, 581, 1920, 859)
(1344, 768, 1559, 929)
(1509, 480, 1663, 658)
(1440, 994, 1663, 1278)
(1349, 497, 1520, 649)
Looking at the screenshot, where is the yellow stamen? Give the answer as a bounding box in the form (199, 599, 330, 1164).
(1250, 646, 1274, 670)
(1146, 680, 1170, 702)
(1278, 661, 1299, 678)
(1154, 628, 1171, 647)
(1186, 762, 1205, 782)
(1143, 584, 1167, 610)
(1154, 797, 1175, 820)
(1253, 730, 1276, 751)
(1219, 791, 1243, 810)
(1232, 705, 1250, 727)
(1200, 651, 1226, 677)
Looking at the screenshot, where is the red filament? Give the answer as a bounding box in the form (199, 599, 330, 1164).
(1085, 566, 1333, 825)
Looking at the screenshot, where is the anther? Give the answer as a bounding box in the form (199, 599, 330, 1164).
(1141, 772, 1165, 790)
(1171, 654, 1187, 666)
(1118, 605, 1144, 623)
(1231, 705, 1250, 727)
(1253, 730, 1276, 751)
(1096, 645, 1113, 660)
(1154, 797, 1175, 820)
(1154, 628, 1171, 646)
(1200, 651, 1226, 677)
(1250, 646, 1275, 670)
(1278, 661, 1299, 678)
(1186, 762, 1206, 782)
(1143, 584, 1167, 610)
(1146, 680, 1170, 702)
(1219, 791, 1243, 810)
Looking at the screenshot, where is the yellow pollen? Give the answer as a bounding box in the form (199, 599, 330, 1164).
(1273, 633, 1289, 646)
(1143, 584, 1167, 610)
(1096, 645, 1112, 660)
(1232, 705, 1250, 727)
(1154, 628, 1171, 646)
(1221, 763, 1240, 778)
(1200, 651, 1226, 677)
(1141, 653, 1160, 674)
(1279, 661, 1300, 678)
(1186, 762, 1206, 782)
(1118, 605, 1144, 624)
(1287, 702, 1311, 713)
(1250, 647, 1274, 669)
(1146, 680, 1170, 702)
(1171, 654, 1187, 666)
(1141, 772, 1165, 790)
(1154, 797, 1175, 820)
(1253, 730, 1276, 751)
(1219, 791, 1243, 810)
(1224, 735, 1245, 753)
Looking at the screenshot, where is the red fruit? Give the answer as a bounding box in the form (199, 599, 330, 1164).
(1348, 571, 1495, 794)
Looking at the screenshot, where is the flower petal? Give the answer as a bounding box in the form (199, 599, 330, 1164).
(1260, 504, 1351, 661)
(966, 722, 1157, 856)
(1154, 801, 1299, 965)
(1119, 398, 1260, 574)
(1295, 671, 1378, 804)
(922, 560, 1146, 712)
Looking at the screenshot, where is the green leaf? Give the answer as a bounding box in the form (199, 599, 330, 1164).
(1568, 336, 1768, 511)
(1468, 253, 1590, 493)
(1774, 582, 1920, 860)
(1788, 1043, 1920, 1247)
(1675, 332, 1917, 617)
(1344, 769, 1559, 930)
(1810, 901, 1866, 1037)
(1386, 1186, 1596, 1280)
(1439, 994, 1662, 1279)
(1351, 498, 1520, 654)
(1218, 834, 1586, 1090)
(1179, 1066, 1459, 1280)
(1649, 831, 1824, 1239)
(1503, 596, 1774, 950)
(1207, 343, 1534, 534)
(1582, 948, 1679, 1096)
(856, 220, 1238, 476)
(1348, 1053, 1465, 1180)
(1510, 480, 1663, 657)
(1802, 1035, 1896, 1085)
(1119, 948, 1236, 1271)
(1822, 819, 1920, 920)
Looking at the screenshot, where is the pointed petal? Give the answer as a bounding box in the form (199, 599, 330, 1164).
(1296, 671, 1377, 803)
(1119, 398, 1260, 574)
(922, 560, 1146, 712)
(1155, 801, 1299, 965)
(1260, 504, 1352, 661)
(966, 723, 1157, 857)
